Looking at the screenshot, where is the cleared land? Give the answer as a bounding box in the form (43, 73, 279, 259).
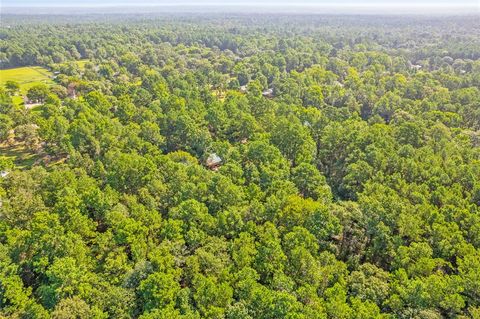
(76, 59, 90, 70)
(0, 142, 41, 170)
(0, 66, 54, 105)
(0, 67, 54, 168)
(54, 59, 90, 71)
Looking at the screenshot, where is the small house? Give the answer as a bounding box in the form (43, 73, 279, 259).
(408, 61, 422, 71)
(411, 64, 422, 71)
(206, 153, 222, 170)
(23, 97, 42, 109)
(262, 88, 274, 98)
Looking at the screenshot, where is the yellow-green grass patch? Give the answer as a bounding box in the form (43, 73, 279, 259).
(1, 66, 53, 90)
(55, 59, 90, 72)
(0, 143, 41, 170)
(0, 66, 54, 105)
(76, 59, 90, 70)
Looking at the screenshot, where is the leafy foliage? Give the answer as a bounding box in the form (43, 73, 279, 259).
(0, 13, 479, 319)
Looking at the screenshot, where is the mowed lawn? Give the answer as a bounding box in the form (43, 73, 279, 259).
(0, 66, 54, 105)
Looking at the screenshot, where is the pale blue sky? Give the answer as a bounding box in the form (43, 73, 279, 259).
(3, 0, 478, 7)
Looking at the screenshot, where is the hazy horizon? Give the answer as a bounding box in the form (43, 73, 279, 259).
(2, 1, 478, 16)
(3, 0, 479, 8)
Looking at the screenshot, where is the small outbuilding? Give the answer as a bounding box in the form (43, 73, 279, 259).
(411, 64, 422, 71)
(262, 88, 274, 98)
(408, 61, 422, 71)
(206, 153, 222, 170)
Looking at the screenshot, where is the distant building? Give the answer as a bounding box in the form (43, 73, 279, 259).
(206, 153, 222, 170)
(333, 81, 344, 87)
(411, 64, 422, 71)
(23, 97, 42, 109)
(408, 61, 422, 71)
(262, 88, 274, 98)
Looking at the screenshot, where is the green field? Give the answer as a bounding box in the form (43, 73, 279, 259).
(0, 143, 41, 170)
(76, 59, 90, 70)
(54, 59, 90, 72)
(0, 66, 54, 104)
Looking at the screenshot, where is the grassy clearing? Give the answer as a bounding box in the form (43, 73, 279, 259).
(0, 66, 54, 106)
(0, 66, 53, 93)
(212, 89, 226, 102)
(12, 96, 24, 106)
(76, 59, 90, 70)
(0, 141, 67, 170)
(0, 143, 41, 170)
(54, 59, 90, 72)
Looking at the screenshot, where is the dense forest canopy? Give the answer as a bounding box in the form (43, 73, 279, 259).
(1, 13, 480, 319)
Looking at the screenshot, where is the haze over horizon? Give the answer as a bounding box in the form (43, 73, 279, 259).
(1, 0, 478, 16)
(3, 0, 479, 7)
